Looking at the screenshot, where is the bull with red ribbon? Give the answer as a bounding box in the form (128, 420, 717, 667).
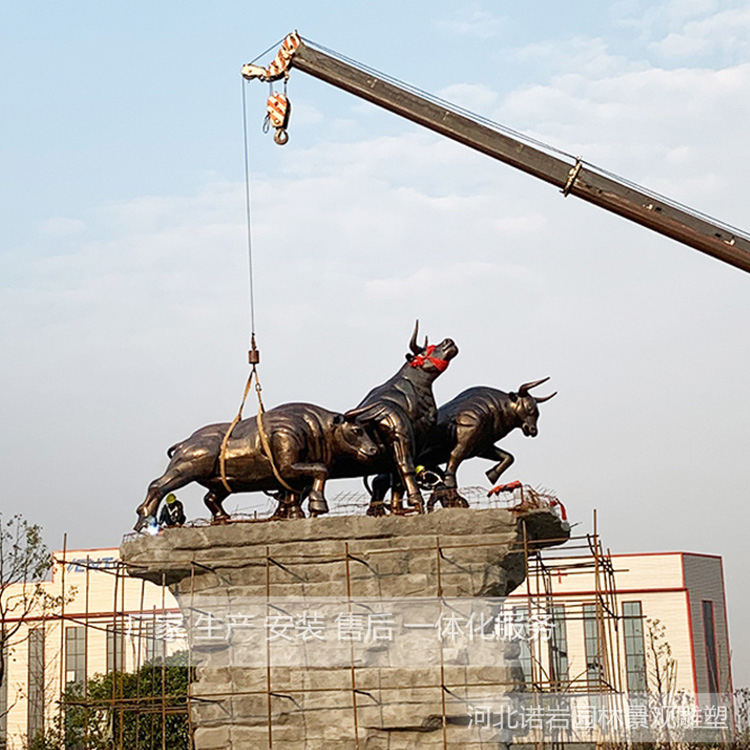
(337, 322, 459, 516)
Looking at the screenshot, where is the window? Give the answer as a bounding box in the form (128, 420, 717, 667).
(107, 625, 125, 673)
(549, 605, 569, 685)
(702, 600, 719, 696)
(622, 601, 647, 693)
(65, 627, 86, 685)
(27, 628, 45, 741)
(143, 622, 166, 664)
(583, 604, 604, 687)
(582, 603, 606, 724)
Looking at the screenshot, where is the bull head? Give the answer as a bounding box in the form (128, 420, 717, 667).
(405, 320, 458, 372)
(332, 414, 379, 460)
(511, 377, 557, 437)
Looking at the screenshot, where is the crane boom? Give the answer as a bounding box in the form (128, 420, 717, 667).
(243, 35, 750, 275)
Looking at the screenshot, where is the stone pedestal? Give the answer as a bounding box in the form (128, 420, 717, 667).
(122, 508, 568, 749)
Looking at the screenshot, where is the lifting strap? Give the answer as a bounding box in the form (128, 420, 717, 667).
(218, 354, 296, 496)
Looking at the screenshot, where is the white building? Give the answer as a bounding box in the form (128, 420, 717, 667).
(0, 548, 181, 748)
(507, 551, 733, 701)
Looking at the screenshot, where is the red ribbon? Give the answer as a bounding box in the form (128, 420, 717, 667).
(409, 345, 449, 372)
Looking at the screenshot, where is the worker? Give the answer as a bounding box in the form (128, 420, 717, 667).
(415, 465, 445, 491)
(158, 493, 186, 528)
(416, 465, 448, 511)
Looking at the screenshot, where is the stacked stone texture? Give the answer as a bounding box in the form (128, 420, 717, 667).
(122, 507, 568, 749)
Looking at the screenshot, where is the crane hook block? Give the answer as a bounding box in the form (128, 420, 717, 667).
(267, 92, 291, 146)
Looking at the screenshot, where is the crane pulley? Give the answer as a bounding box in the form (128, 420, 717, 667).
(263, 90, 291, 145)
(242, 31, 300, 145)
(242, 32, 750, 275)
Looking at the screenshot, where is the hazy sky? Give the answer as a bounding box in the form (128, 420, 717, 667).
(2, 2, 749, 681)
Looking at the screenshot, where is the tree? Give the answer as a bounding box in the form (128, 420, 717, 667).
(644, 616, 680, 748)
(28, 651, 194, 750)
(643, 616, 735, 747)
(645, 617, 677, 699)
(735, 686, 750, 750)
(0, 513, 65, 691)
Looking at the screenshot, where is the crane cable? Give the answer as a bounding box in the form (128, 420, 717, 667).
(306, 36, 750, 242)
(217, 78, 295, 498)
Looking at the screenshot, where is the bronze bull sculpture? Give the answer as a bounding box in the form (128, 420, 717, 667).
(343, 323, 458, 515)
(427, 378, 556, 488)
(366, 378, 556, 514)
(134, 403, 378, 530)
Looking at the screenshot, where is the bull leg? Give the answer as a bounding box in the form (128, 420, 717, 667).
(269, 491, 288, 520)
(289, 462, 329, 517)
(433, 451, 469, 509)
(271, 490, 305, 520)
(288, 492, 306, 519)
(443, 446, 470, 490)
(135, 445, 219, 531)
(268, 490, 304, 520)
(436, 420, 485, 507)
(385, 477, 406, 515)
(390, 485, 406, 515)
(366, 473, 391, 517)
(365, 473, 407, 516)
(204, 489, 230, 524)
(390, 437, 423, 513)
(481, 445, 515, 485)
(135, 473, 192, 531)
(308, 478, 328, 517)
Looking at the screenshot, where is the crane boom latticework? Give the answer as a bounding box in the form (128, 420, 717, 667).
(243, 34, 750, 275)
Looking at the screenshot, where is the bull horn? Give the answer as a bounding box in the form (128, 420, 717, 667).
(518, 377, 550, 397)
(534, 391, 557, 403)
(409, 320, 422, 354)
(343, 405, 373, 421)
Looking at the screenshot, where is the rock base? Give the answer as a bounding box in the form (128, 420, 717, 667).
(122, 508, 569, 749)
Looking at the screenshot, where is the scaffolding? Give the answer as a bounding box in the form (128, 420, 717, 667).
(31, 540, 191, 750)
(31, 500, 627, 749)
(517, 509, 624, 749)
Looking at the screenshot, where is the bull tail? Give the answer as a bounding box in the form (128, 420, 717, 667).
(167, 442, 181, 459)
(363, 475, 373, 497)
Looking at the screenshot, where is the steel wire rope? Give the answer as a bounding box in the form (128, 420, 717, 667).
(303, 37, 750, 242)
(215, 75, 296, 500)
(249, 36, 289, 66)
(241, 79, 257, 335)
(303, 37, 577, 160)
(239, 34, 296, 331)
(581, 160, 750, 240)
